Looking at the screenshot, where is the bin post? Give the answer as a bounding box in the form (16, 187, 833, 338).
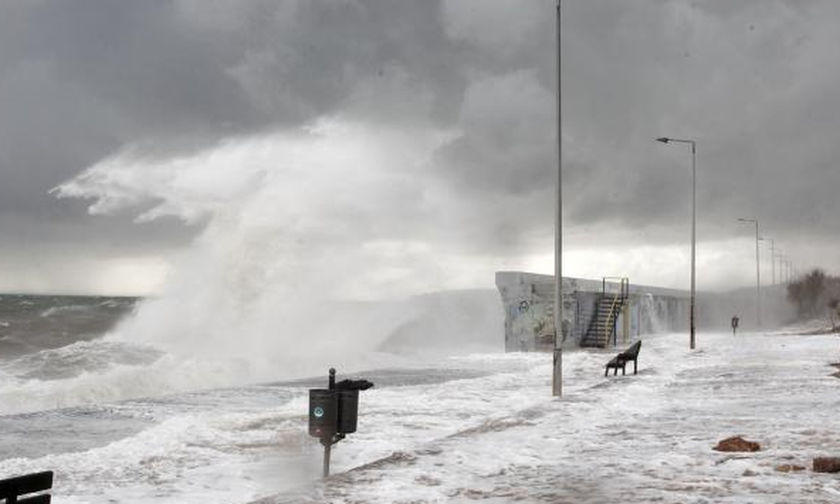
(308, 368, 374, 478)
(322, 439, 331, 477)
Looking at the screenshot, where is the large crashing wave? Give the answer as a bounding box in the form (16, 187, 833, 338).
(17, 120, 494, 412)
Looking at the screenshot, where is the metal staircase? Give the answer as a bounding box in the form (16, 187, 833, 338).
(581, 277, 629, 348)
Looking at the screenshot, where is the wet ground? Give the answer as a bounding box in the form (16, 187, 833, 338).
(255, 332, 840, 504)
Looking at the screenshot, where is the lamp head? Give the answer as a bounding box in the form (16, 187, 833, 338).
(656, 137, 670, 144)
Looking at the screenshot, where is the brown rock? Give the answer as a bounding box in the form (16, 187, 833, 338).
(775, 464, 806, 473)
(813, 457, 840, 473)
(714, 436, 761, 452)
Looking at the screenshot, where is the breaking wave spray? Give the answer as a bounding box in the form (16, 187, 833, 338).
(34, 120, 472, 410)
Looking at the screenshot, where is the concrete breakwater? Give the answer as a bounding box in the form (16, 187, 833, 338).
(496, 271, 793, 351)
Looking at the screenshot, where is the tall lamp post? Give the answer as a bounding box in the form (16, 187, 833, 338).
(656, 137, 696, 350)
(552, 0, 563, 397)
(738, 218, 761, 328)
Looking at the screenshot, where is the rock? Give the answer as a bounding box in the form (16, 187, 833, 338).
(774, 464, 806, 473)
(742, 469, 758, 477)
(813, 457, 840, 473)
(714, 436, 761, 452)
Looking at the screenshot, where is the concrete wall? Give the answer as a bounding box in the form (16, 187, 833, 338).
(495, 271, 794, 352)
(495, 271, 690, 351)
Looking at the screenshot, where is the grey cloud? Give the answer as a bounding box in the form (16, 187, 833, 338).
(3, 0, 840, 291)
(0, 0, 470, 261)
(425, 0, 840, 265)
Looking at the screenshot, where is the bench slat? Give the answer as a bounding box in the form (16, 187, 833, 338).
(18, 494, 51, 504)
(0, 471, 53, 498)
(622, 341, 642, 358)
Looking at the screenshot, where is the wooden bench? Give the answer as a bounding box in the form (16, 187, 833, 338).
(604, 341, 642, 376)
(0, 471, 53, 504)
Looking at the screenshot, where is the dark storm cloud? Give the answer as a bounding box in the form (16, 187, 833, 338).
(0, 0, 466, 201)
(4, 0, 840, 291)
(0, 0, 469, 260)
(422, 0, 840, 265)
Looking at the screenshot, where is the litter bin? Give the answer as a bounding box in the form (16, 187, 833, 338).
(308, 389, 338, 439)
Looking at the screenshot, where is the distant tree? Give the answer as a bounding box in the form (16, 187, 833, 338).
(786, 268, 840, 320)
(829, 298, 839, 329)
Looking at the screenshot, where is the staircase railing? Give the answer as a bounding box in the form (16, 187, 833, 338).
(601, 277, 630, 299)
(601, 277, 630, 346)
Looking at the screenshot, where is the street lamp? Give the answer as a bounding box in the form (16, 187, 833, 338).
(782, 255, 792, 284)
(738, 218, 761, 328)
(759, 237, 776, 285)
(778, 253, 787, 284)
(552, 0, 563, 397)
(656, 136, 696, 350)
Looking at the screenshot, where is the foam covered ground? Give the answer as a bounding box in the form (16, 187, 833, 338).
(256, 331, 840, 503)
(3, 331, 839, 503)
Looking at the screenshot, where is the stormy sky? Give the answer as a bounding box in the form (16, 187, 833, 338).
(1, 0, 838, 296)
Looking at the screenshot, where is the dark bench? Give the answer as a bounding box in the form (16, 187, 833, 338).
(604, 341, 642, 376)
(0, 471, 53, 504)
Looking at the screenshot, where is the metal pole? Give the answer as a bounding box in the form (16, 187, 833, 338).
(782, 257, 786, 283)
(785, 257, 789, 283)
(622, 303, 629, 343)
(780, 256, 784, 284)
(323, 367, 335, 477)
(323, 442, 331, 477)
(769, 239, 775, 285)
(656, 137, 697, 349)
(754, 220, 761, 328)
(738, 218, 761, 328)
(552, 0, 563, 397)
(689, 141, 696, 350)
(786, 258, 791, 283)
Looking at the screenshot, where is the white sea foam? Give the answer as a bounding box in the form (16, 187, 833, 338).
(0, 349, 544, 503)
(44, 121, 491, 409)
(0, 356, 220, 415)
(5, 332, 839, 503)
(39, 305, 90, 318)
(269, 331, 840, 503)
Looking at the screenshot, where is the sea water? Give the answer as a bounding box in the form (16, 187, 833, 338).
(0, 290, 507, 503)
(4, 296, 840, 503)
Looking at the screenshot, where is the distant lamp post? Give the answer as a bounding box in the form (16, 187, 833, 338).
(778, 253, 787, 284)
(759, 237, 776, 285)
(778, 255, 784, 284)
(738, 218, 761, 328)
(786, 257, 792, 283)
(656, 137, 696, 350)
(781, 255, 792, 284)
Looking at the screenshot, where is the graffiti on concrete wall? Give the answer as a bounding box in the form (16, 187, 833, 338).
(497, 271, 693, 351)
(509, 299, 554, 351)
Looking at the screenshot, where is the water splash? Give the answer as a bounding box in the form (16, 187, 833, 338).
(47, 120, 469, 404)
